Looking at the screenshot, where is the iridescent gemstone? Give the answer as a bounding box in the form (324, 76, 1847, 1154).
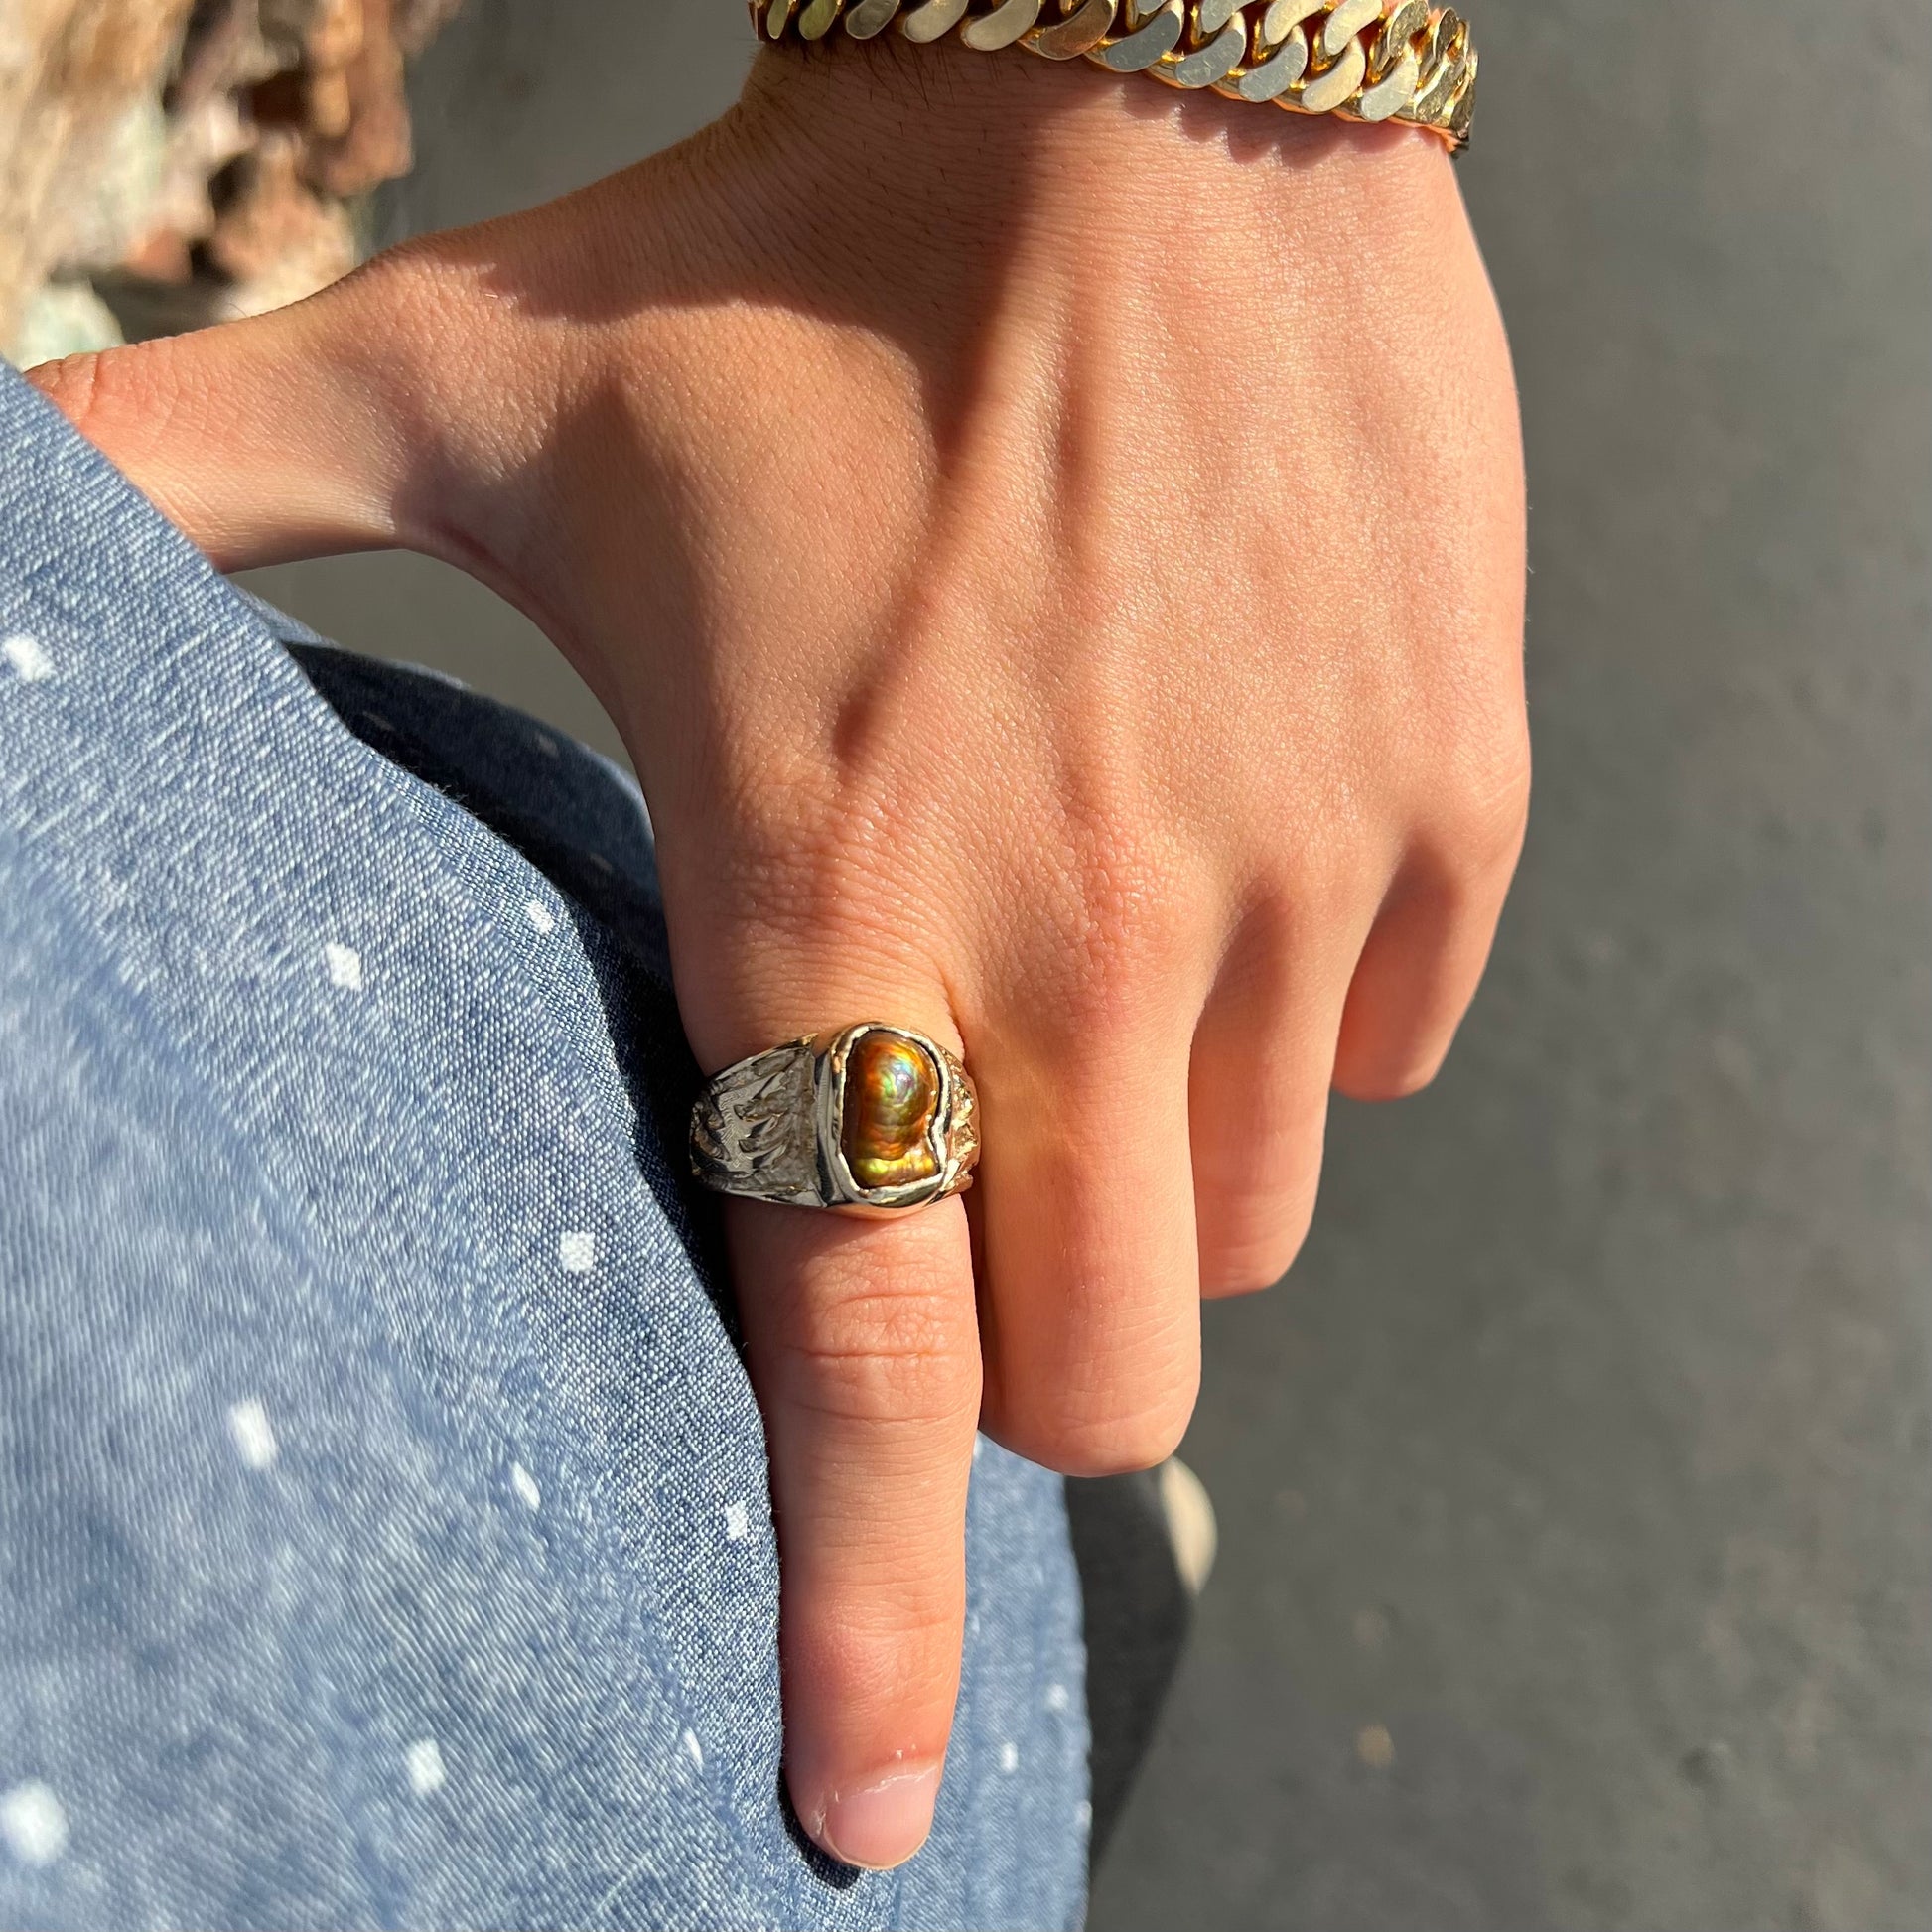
(841, 1031, 940, 1190)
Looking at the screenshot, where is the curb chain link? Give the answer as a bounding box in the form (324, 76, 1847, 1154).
(750, 0, 1476, 151)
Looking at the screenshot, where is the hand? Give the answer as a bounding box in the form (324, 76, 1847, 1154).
(31, 37, 1526, 1869)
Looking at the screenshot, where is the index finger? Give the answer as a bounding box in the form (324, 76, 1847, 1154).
(726, 1188, 982, 1870)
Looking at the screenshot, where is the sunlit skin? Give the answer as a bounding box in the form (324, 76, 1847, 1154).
(29, 36, 1526, 1872)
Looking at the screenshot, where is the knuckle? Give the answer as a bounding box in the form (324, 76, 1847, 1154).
(779, 1248, 980, 1432)
(1338, 1048, 1447, 1105)
(710, 759, 947, 965)
(1192, 1076, 1323, 1290)
(730, 742, 841, 854)
(1030, 1395, 1194, 1478)
(994, 1336, 1199, 1477)
(1200, 1201, 1315, 1298)
(798, 1598, 964, 1725)
(23, 348, 101, 426)
(1437, 721, 1533, 875)
(26, 342, 167, 449)
(1203, 1262, 1288, 1298)
(1038, 821, 1198, 1037)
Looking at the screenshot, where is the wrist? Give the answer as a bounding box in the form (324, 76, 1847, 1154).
(698, 33, 1448, 301)
(738, 27, 1411, 169)
(738, 12, 1451, 174)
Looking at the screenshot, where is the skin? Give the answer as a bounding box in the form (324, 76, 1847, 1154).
(30, 38, 1527, 1871)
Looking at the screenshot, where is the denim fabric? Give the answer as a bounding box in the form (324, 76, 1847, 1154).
(0, 363, 1089, 1931)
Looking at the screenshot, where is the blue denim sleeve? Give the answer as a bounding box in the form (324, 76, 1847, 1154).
(0, 362, 1089, 1931)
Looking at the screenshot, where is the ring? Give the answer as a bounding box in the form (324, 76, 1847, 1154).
(689, 1022, 981, 1214)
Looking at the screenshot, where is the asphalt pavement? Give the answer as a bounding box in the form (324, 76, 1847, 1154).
(241, 4, 1931, 1925)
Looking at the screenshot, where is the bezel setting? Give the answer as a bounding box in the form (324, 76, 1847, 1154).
(689, 1020, 979, 1214)
(816, 1022, 958, 1211)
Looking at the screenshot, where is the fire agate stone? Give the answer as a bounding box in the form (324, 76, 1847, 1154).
(841, 1031, 940, 1190)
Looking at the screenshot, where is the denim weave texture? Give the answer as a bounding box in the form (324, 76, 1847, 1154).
(0, 363, 1089, 1932)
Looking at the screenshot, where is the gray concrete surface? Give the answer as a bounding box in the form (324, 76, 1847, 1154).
(239, 4, 1931, 1926)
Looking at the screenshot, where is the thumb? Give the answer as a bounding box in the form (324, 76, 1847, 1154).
(25, 265, 430, 573)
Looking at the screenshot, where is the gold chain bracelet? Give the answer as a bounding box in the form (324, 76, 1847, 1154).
(751, 0, 1477, 153)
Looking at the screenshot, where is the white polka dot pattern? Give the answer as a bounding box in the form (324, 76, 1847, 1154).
(324, 942, 363, 992)
(0, 371, 1091, 1931)
(406, 1739, 446, 1797)
(225, 1397, 278, 1470)
(0, 1782, 68, 1866)
(2, 633, 52, 682)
